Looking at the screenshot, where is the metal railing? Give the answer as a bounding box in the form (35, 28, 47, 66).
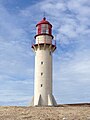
(31, 39, 56, 46)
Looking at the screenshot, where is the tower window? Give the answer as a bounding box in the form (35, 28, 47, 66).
(41, 72, 43, 76)
(41, 84, 43, 87)
(41, 61, 43, 64)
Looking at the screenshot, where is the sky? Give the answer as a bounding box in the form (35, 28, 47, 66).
(0, 0, 90, 106)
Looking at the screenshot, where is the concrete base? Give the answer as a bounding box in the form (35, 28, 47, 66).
(30, 94, 57, 106)
(48, 94, 57, 106)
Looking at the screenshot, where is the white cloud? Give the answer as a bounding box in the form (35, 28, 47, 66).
(0, 3, 34, 105)
(53, 49, 90, 103)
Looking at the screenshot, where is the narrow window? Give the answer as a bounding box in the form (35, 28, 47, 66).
(41, 72, 43, 76)
(41, 84, 43, 87)
(41, 61, 43, 64)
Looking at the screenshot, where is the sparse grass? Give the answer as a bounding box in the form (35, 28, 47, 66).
(0, 105, 90, 120)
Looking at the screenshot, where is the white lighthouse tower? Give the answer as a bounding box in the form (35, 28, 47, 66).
(31, 17, 57, 106)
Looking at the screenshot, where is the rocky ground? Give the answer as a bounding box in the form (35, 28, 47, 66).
(0, 104, 90, 120)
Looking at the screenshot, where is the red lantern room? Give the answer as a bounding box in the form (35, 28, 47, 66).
(34, 17, 54, 39)
(32, 17, 56, 51)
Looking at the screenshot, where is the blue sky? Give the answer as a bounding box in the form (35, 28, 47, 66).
(0, 0, 90, 106)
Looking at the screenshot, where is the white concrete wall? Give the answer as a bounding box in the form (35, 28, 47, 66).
(34, 48, 52, 106)
(36, 35, 52, 44)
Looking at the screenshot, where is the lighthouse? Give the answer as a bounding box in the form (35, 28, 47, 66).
(31, 17, 57, 106)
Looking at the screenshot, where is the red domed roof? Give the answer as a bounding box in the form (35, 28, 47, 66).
(36, 17, 52, 27)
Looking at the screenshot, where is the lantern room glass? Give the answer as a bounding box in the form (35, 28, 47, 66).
(41, 24, 49, 34)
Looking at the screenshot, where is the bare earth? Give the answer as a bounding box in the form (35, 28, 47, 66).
(0, 104, 90, 120)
